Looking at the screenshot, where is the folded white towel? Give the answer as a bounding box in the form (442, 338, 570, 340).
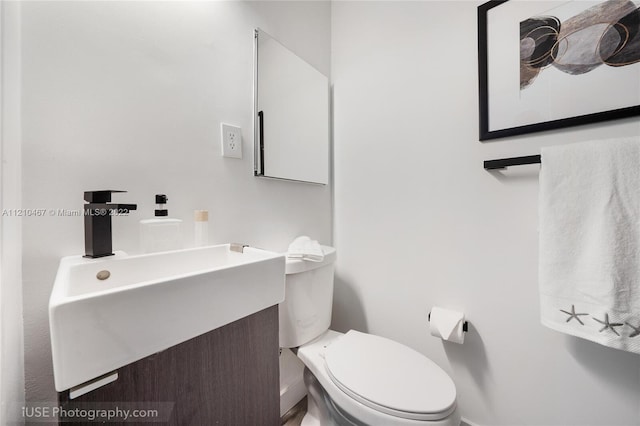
(287, 236, 325, 262)
(539, 138, 640, 354)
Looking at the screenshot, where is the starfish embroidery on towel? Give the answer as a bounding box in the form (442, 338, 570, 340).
(593, 313, 624, 336)
(625, 322, 640, 338)
(559, 305, 589, 325)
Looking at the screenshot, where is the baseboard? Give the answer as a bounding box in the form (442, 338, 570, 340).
(461, 417, 480, 426)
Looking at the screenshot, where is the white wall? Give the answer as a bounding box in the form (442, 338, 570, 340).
(21, 1, 331, 404)
(1, 1, 25, 424)
(332, 2, 640, 425)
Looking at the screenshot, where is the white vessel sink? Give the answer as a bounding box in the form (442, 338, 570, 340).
(49, 244, 285, 392)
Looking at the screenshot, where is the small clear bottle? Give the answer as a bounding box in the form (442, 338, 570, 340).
(194, 210, 209, 247)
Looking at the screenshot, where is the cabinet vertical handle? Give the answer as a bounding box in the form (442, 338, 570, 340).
(258, 111, 265, 175)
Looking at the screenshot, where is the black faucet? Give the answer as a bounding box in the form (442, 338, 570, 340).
(84, 190, 137, 258)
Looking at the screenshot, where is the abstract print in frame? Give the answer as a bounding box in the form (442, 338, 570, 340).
(478, 0, 640, 140)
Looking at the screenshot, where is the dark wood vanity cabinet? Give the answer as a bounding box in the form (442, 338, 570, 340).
(57, 305, 280, 425)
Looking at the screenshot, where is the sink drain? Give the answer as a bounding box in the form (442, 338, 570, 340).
(96, 270, 111, 281)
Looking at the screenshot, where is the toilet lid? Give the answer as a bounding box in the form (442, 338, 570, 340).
(324, 330, 457, 421)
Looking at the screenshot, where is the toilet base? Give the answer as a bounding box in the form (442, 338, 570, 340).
(301, 367, 359, 426)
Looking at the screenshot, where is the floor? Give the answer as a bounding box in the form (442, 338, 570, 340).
(281, 397, 307, 426)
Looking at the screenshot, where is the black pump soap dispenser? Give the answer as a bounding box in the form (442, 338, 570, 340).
(139, 194, 183, 253)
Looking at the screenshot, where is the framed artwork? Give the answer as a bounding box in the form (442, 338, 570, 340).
(478, 0, 640, 141)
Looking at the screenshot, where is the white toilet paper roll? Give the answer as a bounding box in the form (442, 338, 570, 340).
(429, 306, 465, 344)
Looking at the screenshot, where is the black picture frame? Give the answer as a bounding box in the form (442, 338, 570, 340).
(478, 0, 640, 141)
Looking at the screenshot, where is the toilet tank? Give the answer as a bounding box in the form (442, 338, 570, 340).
(279, 246, 336, 348)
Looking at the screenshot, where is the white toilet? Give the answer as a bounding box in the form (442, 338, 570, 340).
(279, 246, 461, 426)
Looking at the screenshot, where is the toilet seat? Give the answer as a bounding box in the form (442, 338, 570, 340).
(323, 330, 457, 421)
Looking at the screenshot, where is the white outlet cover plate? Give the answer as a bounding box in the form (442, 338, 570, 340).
(221, 123, 242, 159)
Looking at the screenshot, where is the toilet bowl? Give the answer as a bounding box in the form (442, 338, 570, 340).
(298, 330, 460, 426)
(280, 246, 460, 426)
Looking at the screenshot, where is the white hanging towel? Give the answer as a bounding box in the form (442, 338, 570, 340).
(539, 138, 640, 354)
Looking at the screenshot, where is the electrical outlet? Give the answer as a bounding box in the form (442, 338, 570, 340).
(221, 123, 242, 159)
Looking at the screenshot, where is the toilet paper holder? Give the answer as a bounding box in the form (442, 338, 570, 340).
(428, 312, 468, 332)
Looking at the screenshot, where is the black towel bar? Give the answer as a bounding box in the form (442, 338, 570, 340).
(484, 155, 541, 170)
